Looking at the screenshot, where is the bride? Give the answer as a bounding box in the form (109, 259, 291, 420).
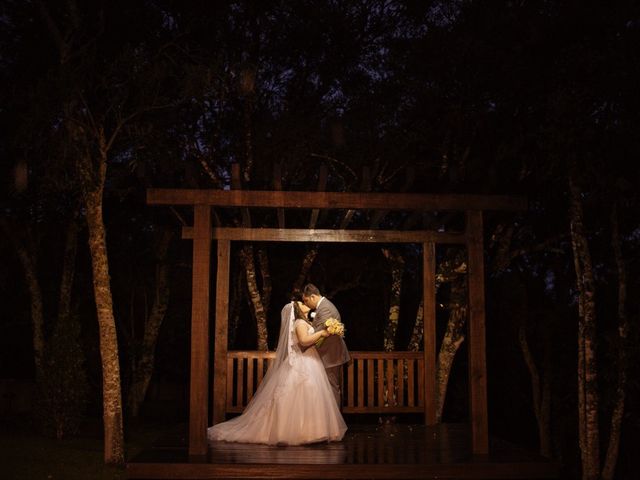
(207, 300, 347, 445)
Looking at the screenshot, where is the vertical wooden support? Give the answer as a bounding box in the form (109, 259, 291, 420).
(423, 241, 437, 425)
(213, 239, 230, 425)
(466, 210, 489, 454)
(189, 205, 211, 457)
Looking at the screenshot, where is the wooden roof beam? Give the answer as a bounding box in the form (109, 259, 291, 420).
(181, 227, 466, 244)
(148, 189, 527, 211)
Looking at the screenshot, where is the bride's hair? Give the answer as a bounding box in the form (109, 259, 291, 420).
(292, 301, 307, 321)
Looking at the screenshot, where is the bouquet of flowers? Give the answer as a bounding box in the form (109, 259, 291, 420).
(316, 317, 345, 347)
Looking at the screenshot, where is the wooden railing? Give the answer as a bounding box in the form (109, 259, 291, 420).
(225, 351, 425, 414)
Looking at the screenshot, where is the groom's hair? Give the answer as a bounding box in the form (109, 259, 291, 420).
(303, 283, 321, 297)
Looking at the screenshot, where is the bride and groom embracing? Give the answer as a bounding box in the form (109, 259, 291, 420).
(208, 284, 351, 446)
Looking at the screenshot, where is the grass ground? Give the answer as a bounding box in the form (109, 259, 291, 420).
(1, 415, 180, 480)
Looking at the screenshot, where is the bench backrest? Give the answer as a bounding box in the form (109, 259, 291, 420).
(225, 351, 425, 414)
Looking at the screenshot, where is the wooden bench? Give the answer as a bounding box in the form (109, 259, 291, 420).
(225, 351, 425, 414)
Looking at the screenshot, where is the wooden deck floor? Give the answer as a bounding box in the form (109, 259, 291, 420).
(126, 423, 560, 479)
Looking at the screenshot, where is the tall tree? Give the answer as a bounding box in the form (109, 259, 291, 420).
(127, 228, 174, 418)
(601, 205, 629, 480)
(35, 1, 177, 463)
(0, 220, 45, 380)
(568, 170, 599, 480)
(382, 248, 404, 352)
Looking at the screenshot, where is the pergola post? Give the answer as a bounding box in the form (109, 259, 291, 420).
(213, 239, 230, 425)
(188, 205, 211, 457)
(423, 242, 437, 425)
(466, 210, 489, 454)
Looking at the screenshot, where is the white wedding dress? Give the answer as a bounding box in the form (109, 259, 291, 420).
(207, 302, 347, 445)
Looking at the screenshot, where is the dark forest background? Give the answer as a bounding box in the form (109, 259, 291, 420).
(1, 1, 639, 479)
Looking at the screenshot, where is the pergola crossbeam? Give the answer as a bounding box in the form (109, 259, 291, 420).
(181, 227, 466, 244)
(148, 188, 527, 211)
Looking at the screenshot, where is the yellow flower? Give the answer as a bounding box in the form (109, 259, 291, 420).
(316, 318, 345, 347)
(325, 318, 345, 336)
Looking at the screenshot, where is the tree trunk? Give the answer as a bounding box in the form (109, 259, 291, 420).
(292, 246, 319, 297)
(83, 146, 124, 465)
(0, 220, 45, 379)
(540, 320, 552, 458)
(257, 247, 272, 314)
(380, 249, 404, 408)
(568, 173, 599, 480)
(19, 235, 45, 377)
(229, 268, 243, 347)
(435, 279, 467, 422)
(239, 245, 268, 351)
(417, 248, 468, 422)
(58, 219, 79, 323)
(407, 300, 424, 352)
(382, 248, 404, 352)
(127, 228, 173, 418)
(601, 206, 628, 480)
(242, 102, 253, 182)
(512, 272, 552, 457)
(492, 223, 561, 458)
(519, 321, 552, 457)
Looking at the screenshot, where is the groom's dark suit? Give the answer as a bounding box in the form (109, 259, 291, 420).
(312, 297, 350, 407)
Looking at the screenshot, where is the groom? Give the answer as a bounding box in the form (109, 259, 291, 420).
(302, 283, 350, 407)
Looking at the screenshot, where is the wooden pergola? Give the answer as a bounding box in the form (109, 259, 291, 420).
(146, 182, 527, 460)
